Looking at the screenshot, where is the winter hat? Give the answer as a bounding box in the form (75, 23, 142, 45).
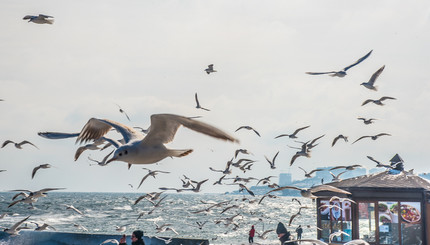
(276, 222, 288, 234)
(133, 230, 144, 239)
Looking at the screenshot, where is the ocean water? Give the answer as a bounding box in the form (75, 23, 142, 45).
(0, 192, 317, 244)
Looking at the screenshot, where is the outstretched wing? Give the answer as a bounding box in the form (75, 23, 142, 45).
(367, 65, 385, 86)
(142, 114, 238, 146)
(343, 50, 373, 71)
(305, 71, 337, 75)
(77, 118, 142, 144)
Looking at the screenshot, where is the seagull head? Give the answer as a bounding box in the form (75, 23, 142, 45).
(106, 144, 137, 164)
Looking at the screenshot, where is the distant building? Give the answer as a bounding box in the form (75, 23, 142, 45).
(279, 173, 292, 186)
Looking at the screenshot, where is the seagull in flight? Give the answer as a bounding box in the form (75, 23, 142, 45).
(360, 65, 385, 91)
(330, 164, 362, 171)
(3, 215, 31, 235)
(357, 117, 377, 125)
(137, 168, 170, 189)
(2, 140, 38, 149)
(352, 133, 391, 144)
(275, 125, 310, 139)
(116, 104, 131, 121)
(265, 184, 351, 199)
(194, 93, 210, 111)
(31, 164, 52, 179)
(63, 204, 84, 215)
(47, 114, 238, 167)
(235, 125, 260, 137)
(366, 156, 396, 169)
(204, 64, 217, 74)
(306, 50, 372, 77)
(299, 167, 324, 178)
(23, 14, 54, 24)
(361, 96, 396, 106)
(332, 134, 348, 147)
(264, 151, 279, 169)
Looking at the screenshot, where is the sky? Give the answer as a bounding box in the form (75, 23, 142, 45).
(0, 0, 429, 193)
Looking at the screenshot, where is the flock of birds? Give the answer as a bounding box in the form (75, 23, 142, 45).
(0, 13, 402, 245)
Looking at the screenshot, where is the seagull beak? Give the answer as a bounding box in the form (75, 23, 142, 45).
(106, 157, 117, 164)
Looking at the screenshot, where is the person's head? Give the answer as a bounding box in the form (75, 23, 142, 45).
(252, 225, 254, 229)
(131, 230, 144, 242)
(298, 225, 301, 228)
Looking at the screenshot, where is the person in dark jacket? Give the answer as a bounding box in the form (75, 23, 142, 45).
(119, 230, 145, 245)
(276, 222, 295, 245)
(295, 225, 303, 242)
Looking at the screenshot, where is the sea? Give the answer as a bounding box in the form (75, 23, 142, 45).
(0, 192, 317, 244)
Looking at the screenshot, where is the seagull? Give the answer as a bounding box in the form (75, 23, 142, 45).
(256, 176, 277, 186)
(137, 168, 170, 189)
(275, 125, 310, 139)
(366, 156, 394, 169)
(352, 133, 391, 144)
(265, 185, 351, 199)
(329, 230, 350, 243)
(23, 14, 54, 24)
(154, 236, 173, 244)
(63, 204, 84, 215)
(213, 175, 226, 185)
(298, 167, 324, 178)
(361, 96, 396, 106)
(297, 134, 325, 150)
(360, 65, 385, 91)
(330, 171, 347, 182)
(264, 151, 279, 169)
(357, 117, 377, 125)
(332, 134, 348, 147)
(52, 114, 237, 167)
(238, 183, 255, 196)
(204, 64, 217, 74)
(209, 161, 232, 175)
(306, 50, 372, 77)
(329, 196, 356, 204)
(0, 213, 8, 219)
(194, 93, 210, 111)
(115, 224, 131, 232)
(182, 179, 208, 192)
(100, 239, 120, 245)
(330, 164, 362, 171)
(2, 140, 39, 149)
(31, 221, 56, 231)
(235, 126, 260, 137)
(3, 215, 31, 235)
(289, 206, 310, 226)
(255, 229, 274, 240)
(0, 170, 7, 173)
(88, 150, 115, 166)
(234, 148, 252, 158)
(290, 142, 311, 166)
(116, 104, 131, 121)
(31, 164, 52, 179)
(73, 223, 88, 232)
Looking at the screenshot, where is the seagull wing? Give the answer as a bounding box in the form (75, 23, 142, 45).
(343, 50, 372, 71)
(23, 15, 35, 20)
(31, 165, 42, 179)
(19, 141, 38, 149)
(367, 65, 385, 86)
(9, 215, 31, 231)
(305, 71, 337, 75)
(77, 118, 142, 144)
(379, 96, 396, 101)
(352, 136, 369, 144)
(293, 125, 310, 135)
(38, 132, 80, 139)
(141, 114, 238, 146)
(361, 99, 374, 106)
(266, 186, 301, 195)
(1, 140, 14, 148)
(137, 173, 152, 189)
(310, 185, 351, 195)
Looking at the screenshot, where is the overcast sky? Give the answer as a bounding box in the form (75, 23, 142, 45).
(0, 0, 429, 193)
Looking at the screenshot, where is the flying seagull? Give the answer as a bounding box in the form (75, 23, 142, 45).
(352, 133, 391, 144)
(357, 117, 377, 125)
(116, 104, 131, 121)
(31, 164, 52, 179)
(265, 185, 351, 199)
(137, 168, 170, 189)
(264, 151, 279, 169)
(3, 215, 31, 235)
(235, 125, 260, 137)
(361, 96, 396, 106)
(23, 14, 54, 24)
(46, 114, 238, 167)
(194, 93, 210, 111)
(204, 64, 217, 74)
(360, 65, 385, 91)
(298, 167, 324, 178)
(275, 125, 310, 139)
(306, 50, 372, 77)
(2, 140, 39, 149)
(332, 134, 348, 147)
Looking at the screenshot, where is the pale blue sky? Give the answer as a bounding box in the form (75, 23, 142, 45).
(0, 0, 429, 193)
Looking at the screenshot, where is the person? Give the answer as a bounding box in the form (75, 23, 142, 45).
(119, 230, 145, 245)
(276, 222, 295, 245)
(295, 225, 303, 242)
(248, 225, 255, 244)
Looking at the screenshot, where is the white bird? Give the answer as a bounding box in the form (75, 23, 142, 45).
(275, 125, 310, 139)
(204, 64, 217, 74)
(73, 223, 88, 232)
(330, 171, 347, 182)
(234, 148, 253, 158)
(100, 239, 119, 245)
(235, 125, 260, 137)
(255, 229, 274, 240)
(31, 221, 56, 231)
(357, 117, 377, 125)
(3, 215, 31, 235)
(299, 167, 324, 178)
(266, 184, 351, 199)
(52, 114, 237, 168)
(329, 230, 350, 243)
(264, 151, 279, 169)
(0, 213, 8, 219)
(361, 96, 396, 106)
(155, 236, 173, 244)
(63, 204, 84, 215)
(31, 164, 52, 179)
(137, 168, 170, 189)
(23, 14, 54, 24)
(360, 65, 385, 91)
(116, 104, 131, 121)
(306, 50, 372, 77)
(290, 142, 311, 166)
(329, 196, 356, 204)
(194, 93, 210, 111)
(115, 224, 131, 232)
(352, 133, 391, 144)
(2, 140, 38, 149)
(332, 134, 348, 147)
(88, 150, 115, 166)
